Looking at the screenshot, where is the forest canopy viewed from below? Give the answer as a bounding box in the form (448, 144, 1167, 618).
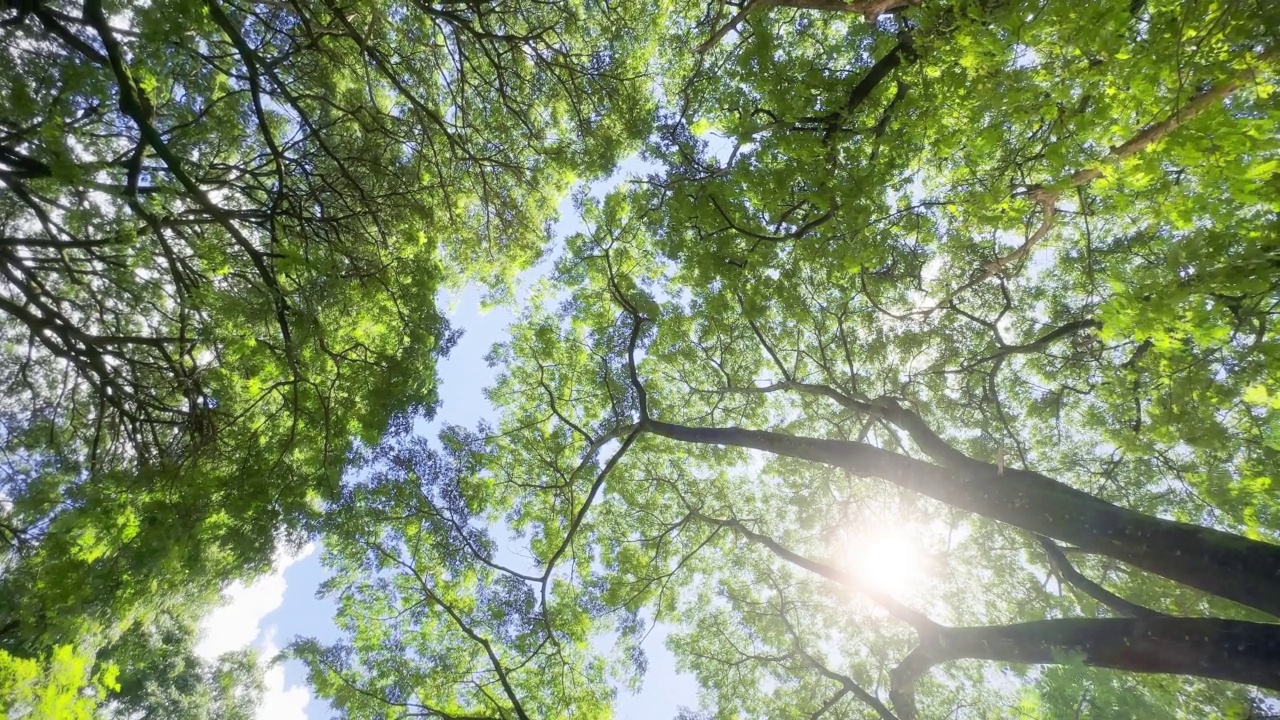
(0, 0, 1277, 717)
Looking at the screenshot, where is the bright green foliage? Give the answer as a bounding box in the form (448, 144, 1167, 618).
(3, 0, 1278, 718)
(0, 644, 116, 720)
(293, 433, 617, 720)
(0, 0, 655, 706)
(299, 1, 1280, 718)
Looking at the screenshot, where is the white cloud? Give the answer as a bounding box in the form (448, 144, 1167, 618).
(258, 630, 312, 720)
(197, 543, 316, 720)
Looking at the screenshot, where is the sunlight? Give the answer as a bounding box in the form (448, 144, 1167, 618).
(842, 527, 928, 597)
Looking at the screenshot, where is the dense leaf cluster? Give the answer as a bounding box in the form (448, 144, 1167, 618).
(1, 0, 1277, 718)
(298, 1, 1280, 718)
(1, 0, 652, 714)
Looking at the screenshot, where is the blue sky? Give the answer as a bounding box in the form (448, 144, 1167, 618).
(199, 164, 703, 719)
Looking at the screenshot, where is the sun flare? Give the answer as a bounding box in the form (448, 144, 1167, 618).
(843, 528, 927, 596)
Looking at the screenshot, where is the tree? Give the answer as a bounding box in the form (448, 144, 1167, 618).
(299, 0, 1279, 718)
(97, 607, 265, 720)
(0, 643, 116, 720)
(0, 0, 656, 681)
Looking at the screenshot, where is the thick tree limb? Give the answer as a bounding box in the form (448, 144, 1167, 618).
(703, 378, 1276, 621)
(694, 494, 1279, 718)
(1066, 49, 1278, 188)
(644, 418, 1280, 616)
(821, 36, 913, 142)
(719, 379, 971, 467)
(890, 617, 1280, 719)
(696, 0, 771, 54)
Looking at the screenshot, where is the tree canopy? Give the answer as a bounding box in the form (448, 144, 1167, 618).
(296, 0, 1280, 718)
(2, 0, 1279, 718)
(1, 0, 654, 713)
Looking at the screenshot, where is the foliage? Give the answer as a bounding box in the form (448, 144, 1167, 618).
(2, 0, 1278, 718)
(298, 0, 1280, 718)
(0, 644, 116, 720)
(292, 432, 617, 720)
(1, 0, 655, 711)
(95, 606, 265, 720)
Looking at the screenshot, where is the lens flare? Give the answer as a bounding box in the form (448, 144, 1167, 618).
(844, 528, 926, 596)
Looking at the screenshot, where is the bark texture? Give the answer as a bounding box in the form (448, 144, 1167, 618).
(890, 617, 1280, 718)
(645, 419, 1280, 616)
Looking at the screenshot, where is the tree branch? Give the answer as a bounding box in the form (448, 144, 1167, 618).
(692, 510, 940, 633)
(930, 49, 1277, 311)
(890, 617, 1280, 719)
(643, 417, 1280, 616)
(1038, 536, 1165, 619)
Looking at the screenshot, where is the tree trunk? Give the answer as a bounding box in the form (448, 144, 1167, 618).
(889, 617, 1280, 718)
(645, 420, 1280, 616)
